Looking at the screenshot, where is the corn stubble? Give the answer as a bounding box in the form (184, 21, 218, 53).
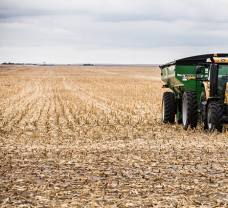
(0, 65, 227, 207)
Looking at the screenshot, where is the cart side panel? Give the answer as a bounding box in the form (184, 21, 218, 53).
(161, 65, 183, 89)
(175, 65, 198, 91)
(175, 65, 206, 109)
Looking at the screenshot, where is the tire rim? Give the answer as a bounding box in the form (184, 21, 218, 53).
(207, 109, 213, 130)
(182, 97, 187, 126)
(208, 122, 212, 130)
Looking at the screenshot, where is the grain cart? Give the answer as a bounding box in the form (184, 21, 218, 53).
(160, 54, 228, 132)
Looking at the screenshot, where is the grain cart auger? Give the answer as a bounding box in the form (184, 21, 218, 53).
(160, 54, 228, 132)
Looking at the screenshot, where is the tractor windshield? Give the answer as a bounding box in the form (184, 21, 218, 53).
(218, 65, 228, 97)
(219, 65, 228, 75)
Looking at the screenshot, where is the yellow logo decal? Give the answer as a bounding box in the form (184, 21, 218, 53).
(213, 57, 228, 63)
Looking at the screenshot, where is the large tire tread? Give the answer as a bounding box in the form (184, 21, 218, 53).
(162, 92, 176, 124)
(207, 101, 223, 132)
(182, 92, 198, 130)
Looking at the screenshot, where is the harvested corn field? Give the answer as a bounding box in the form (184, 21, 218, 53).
(0, 65, 227, 207)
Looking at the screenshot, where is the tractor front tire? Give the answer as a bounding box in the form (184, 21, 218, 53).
(182, 92, 198, 130)
(207, 101, 223, 132)
(162, 92, 175, 124)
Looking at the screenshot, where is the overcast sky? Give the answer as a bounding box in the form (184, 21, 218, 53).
(0, 0, 228, 64)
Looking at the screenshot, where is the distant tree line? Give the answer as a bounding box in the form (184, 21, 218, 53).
(2, 62, 25, 65)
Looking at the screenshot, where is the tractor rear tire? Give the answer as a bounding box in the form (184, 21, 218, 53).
(162, 92, 175, 124)
(182, 92, 198, 130)
(207, 101, 223, 132)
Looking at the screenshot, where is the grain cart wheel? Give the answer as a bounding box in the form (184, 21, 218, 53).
(182, 92, 198, 130)
(175, 98, 182, 124)
(207, 101, 223, 132)
(200, 91, 208, 129)
(162, 92, 175, 123)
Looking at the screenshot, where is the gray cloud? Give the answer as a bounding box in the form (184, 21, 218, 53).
(0, 0, 228, 64)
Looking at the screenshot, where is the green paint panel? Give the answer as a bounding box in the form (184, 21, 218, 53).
(161, 64, 207, 119)
(161, 64, 206, 95)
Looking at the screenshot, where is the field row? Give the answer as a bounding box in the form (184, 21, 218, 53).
(0, 65, 227, 207)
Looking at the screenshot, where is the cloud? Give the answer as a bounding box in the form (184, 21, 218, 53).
(2, 0, 228, 22)
(0, 0, 228, 64)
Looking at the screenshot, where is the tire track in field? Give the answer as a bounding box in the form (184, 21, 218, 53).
(32, 98, 47, 132)
(24, 76, 51, 137)
(0, 75, 51, 137)
(0, 80, 43, 135)
(70, 77, 157, 120)
(16, 91, 47, 137)
(33, 73, 68, 140)
(44, 82, 62, 139)
(0, 79, 40, 112)
(45, 97, 52, 135)
(0, 81, 35, 114)
(57, 76, 89, 133)
(34, 97, 51, 137)
(51, 81, 76, 138)
(55, 77, 107, 138)
(46, 92, 59, 139)
(32, 76, 55, 138)
(0, 86, 26, 107)
(20, 70, 54, 138)
(7, 99, 39, 138)
(62, 78, 153, 131)
(56, 91, 75, 134)
(25, 97, 46, 136)
(62, 77, 134, 118)
(63, 77, 112, 113)
(0, 82, 39, 127)
(0, 69, 44, 107)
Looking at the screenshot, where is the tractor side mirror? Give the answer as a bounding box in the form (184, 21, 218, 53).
(196, 66, 205, 80)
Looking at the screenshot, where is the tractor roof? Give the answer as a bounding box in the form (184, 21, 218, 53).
(160, 53, 228, 69)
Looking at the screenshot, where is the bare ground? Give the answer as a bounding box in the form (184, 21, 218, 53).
(0, 65, 227, 208)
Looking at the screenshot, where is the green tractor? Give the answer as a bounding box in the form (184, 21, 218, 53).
(160, 54, 228, 132)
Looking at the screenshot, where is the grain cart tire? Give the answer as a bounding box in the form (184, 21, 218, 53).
(200, 91, 208, 129)
(207, 101, 223, 132)
(162, 92, 175, 123)
(182, 92, 198, 130)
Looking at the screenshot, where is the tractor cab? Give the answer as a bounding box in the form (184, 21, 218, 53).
(199, 58, 228, 102)
(217, 64, 228, 102)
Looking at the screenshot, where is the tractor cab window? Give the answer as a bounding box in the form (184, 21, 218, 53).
(218, 65, 228, 97)
(219, 65, 228, 76)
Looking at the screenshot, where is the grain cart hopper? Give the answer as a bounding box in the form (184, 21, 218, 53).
(160, 54, 228, 132)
